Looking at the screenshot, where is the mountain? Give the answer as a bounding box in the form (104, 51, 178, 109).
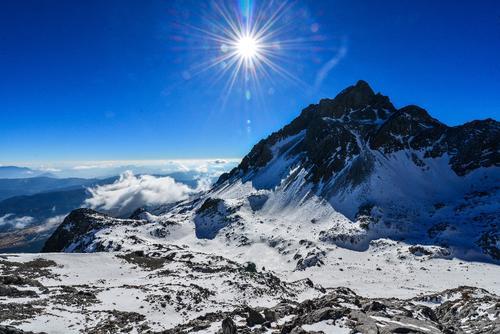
(0, 177, 118, 252)
(0, 166, 45, 179)
(0, 188, 90, 252)
(1, 81, 499, 332)
(46, 80, 499, 262)
(0, 171, 208, 253)
(0, 176, 106, 201)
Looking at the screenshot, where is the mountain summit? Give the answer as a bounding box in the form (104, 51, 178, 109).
(221, 80, 497, 186)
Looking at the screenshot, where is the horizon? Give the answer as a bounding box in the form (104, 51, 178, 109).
(0, 158, 241, 179)
(1, 0, 500, 163)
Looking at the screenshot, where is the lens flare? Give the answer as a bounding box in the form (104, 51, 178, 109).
(235, 35, 260, 60)
(171, 0, 342, 107)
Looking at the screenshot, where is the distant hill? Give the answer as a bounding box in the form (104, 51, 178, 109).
(0, 166, 45, 179)
(0, 176, 110, 201)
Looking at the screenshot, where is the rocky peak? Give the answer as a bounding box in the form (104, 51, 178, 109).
(42, 208, 104, 252)
(397, 105, 444, 127)
(42, 208, 142, 252)
(318, 80, 395, 120)
(330, 79, 375, 108)
(219, 81, 499, 186)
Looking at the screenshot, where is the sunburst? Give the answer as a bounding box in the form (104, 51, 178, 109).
(171, 0, 340, 106)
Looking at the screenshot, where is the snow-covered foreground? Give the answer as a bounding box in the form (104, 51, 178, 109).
(196, 238, 500, 299)
(0, 240, 498, 333)
(0, 249, 318, 333)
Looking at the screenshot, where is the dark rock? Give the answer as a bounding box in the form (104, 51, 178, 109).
(246, 307, 265, 327)
(244, 262, 257, 273)
(0, 326, 44, 334)
(222, 317, 237, 334)
(263, 308, 277, 322)
(42, 208, 139, 252)
(362, 301, 387, 313)
(0, 284, 38, 298)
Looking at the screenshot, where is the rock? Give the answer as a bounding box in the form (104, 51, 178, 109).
(221, 317, 236, 334)
(244, 262, 257, 273)
(246, 307, 265, 327)
(263, 309, 277, 322)
(41, 209, 139, 252)
(0, 284, 38, 298)
(362, 301, 387, 313)
(302, 307, 343, 323)
(288, 327, 307, 334)
(0, 325, 44, 334)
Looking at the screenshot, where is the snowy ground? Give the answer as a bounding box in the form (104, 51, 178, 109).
(1, 239, 498, 333)
(0, 248, 318, 333)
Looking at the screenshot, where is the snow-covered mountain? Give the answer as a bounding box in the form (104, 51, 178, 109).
(1, 81, 499, 333)
(46, 80, 499, 263)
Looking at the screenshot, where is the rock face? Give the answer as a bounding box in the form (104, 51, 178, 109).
(221, 317, 236, 334)
(0, 326, 43, 334)
(220, 80, 498, 185)
(42, 208, 141, 252)
(209, 80, 499, 261)
(245, 307, 266, 327)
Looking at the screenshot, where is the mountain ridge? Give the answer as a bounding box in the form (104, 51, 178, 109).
(219, 80, 498, 186)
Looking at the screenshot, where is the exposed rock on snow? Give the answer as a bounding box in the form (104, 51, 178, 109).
(161, 286, 499, 334)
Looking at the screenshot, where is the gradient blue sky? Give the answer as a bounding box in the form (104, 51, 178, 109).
(1, 0, 499, 163)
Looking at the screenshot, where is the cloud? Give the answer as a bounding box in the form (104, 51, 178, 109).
(39, 167, 62, 172)
(0, 214, 35, 230)
(73, 164, 114, 170)
(84, 171, 206, 216)
(314, 44, 348, 91)
(34, 215, 67, 233)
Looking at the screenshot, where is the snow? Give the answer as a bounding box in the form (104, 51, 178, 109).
(302, 318, 351, 333)
(370, 315, 437, 332)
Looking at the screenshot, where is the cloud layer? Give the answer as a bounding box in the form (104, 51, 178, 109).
(11, 159, 239, 179)
(0, 214, 35, 230)
(85, 171, 205, 216)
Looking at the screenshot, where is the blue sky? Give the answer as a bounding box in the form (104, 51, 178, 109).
(1, 0, 499, 163)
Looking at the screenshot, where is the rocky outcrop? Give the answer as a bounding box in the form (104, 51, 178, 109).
(0, 326, 44, 334)
(218, 80, 499, 186)
(41, 208, 140, 252)
(165, 286, 499, 334)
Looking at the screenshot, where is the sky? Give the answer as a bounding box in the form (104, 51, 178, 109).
(1, 0, 499, 164)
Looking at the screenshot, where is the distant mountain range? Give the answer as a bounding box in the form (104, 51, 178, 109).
(0, 166, 55, 179)
(0, 176, 108, 201)
(0, 171, 208, 252)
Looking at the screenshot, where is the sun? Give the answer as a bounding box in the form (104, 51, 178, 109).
(174, 0, 328, 104)
(235, 35, 260, 60)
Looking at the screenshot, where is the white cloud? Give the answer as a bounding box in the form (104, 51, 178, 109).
(5, 159, 240, 179)
(84, 171, 205, 216)
(35, 215, 67, 232)
(314, 44, 348, 91)
(39, 167, 62, 172)
(0, 214, 35, 229)
(73, 164, 114, 170)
